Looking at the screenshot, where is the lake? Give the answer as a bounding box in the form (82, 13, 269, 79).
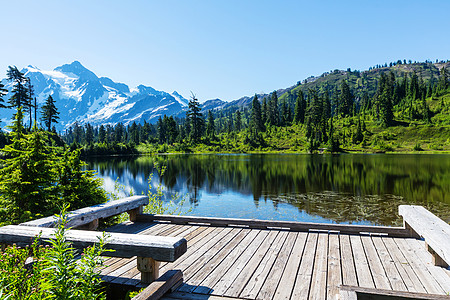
(86, 153, 450, 226)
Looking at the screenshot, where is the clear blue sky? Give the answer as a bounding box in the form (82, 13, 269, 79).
(1, 0, 449, 101)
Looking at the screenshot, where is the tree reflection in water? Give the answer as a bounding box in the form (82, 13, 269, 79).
(86, 154, 450, 226)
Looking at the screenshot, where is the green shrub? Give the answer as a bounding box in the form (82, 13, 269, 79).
(0, 207, 109, 299)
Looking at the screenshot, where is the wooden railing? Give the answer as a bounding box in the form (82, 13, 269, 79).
(136, 213, 412, 237)
(399, 205, 450, 268)
(0, 196, 188, 287)
(20, 195, 149, 230)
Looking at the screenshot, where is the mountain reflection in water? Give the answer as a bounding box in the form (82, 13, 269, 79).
(86, 154, 450, 226)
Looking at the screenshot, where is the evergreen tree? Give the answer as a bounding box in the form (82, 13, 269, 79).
(267, 91, 279, 126)
(41, 95, 59, 131)
(293, 89, 306, 124)
(376, 73, 394, 127)
(6, 66, 31, 114)
(164, 116, 178, 144)
(261, 98, 268, 124)
(0, 81, 7, 109)
(156, 116, 165, 144)
(186, 94, 204, 143)
(25, 78, 35, 130)
(84, 123, 94, 144)
(234, 110, 242, 132)
(206, 110, 215, 139)
(339, 80, 354, 117)
(98, 125, 106, 143)
(250, 95, 264, 133)
(437, 67, 449, 93)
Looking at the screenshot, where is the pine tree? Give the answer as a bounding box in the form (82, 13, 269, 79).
(339, 80, 354, 117)
(234, 110, 242, 132)
(250, 95, 264, 133)
(41, 95, 59, 131)
(0, 81, 7, 109)
(186, 94, 204, 143)
(206, 110, 215, 139)
(267, 91, 279, 126)
(25, 78, 35, 130)
(98, 125, 106, 143)
(293, 89, 306, 124)
(6, 66, 31, 117)
(156, 116, 165, 144)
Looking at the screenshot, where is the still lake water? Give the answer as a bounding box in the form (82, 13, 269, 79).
(86, 154, 450, 226)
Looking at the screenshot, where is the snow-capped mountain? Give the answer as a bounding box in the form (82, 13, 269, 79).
(0, 61, 189, 131)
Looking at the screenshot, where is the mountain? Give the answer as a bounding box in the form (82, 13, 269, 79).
(0, 61, 190, 131)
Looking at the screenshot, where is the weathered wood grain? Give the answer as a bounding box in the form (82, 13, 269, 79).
(211, 230, 270, 296)
(273, 232, 307, 300)
(394, 238, 445, 294)
(239, 231, 288, 299)
(20, 196, 149, 228)
(138, 214, 409, 237)
(381, 236, 426, 293)
(326, 233, 342, 300)
(399, 205, 450, 267)
(350, 235, 375, 288)
(291, 232, 318, 299)
(132, 269, 183, 300)
(225, 230, 280, 298)
(340, 285, 450, 299)
(0, 225, 186, 262)
(308, 233, 329, 300)
(340, 234, 358, 287)
(371, 236, 407, 291)
(361, 235, 391, 289)
(256, 231, 297, 300)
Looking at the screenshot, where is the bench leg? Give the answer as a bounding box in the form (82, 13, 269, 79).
(137, 256, 160, 284)
(128, 206, 143, 222)
(404, 221, 420, 238)
(425, 243, 449, 268)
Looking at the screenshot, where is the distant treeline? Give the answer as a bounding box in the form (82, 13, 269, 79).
(61, 61, 450, 153)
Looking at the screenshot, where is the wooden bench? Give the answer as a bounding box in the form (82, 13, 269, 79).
(399, 205, 450, 268)
(20, 195, 149, 230)
(0, 224, 187, 283)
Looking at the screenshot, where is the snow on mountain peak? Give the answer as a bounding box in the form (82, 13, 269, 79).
(0, 62, 192, 130)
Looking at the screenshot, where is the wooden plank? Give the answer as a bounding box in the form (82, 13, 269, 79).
(106, 221, 157, 234)
(361, 235, 391, 290)
(350, 235, 375, 288)
(225, 230, 280, 298)
(291, 232, 319, 299)
(308, 233, 329, 300)
(405, 238, 450, 294)
(132, 269, 182, 300)
(160, 227, 234, 275)
(340, 234, 358, 287)
(273, 232, 308, 300)
(178, 229, 251, 293)
(122, 227, 227, 287)
(211, 230, 270, 296)
(399, 205, 450, 267)
(382, 237, 427, 293)
(239, 231, 289, 299)
(162, 291, 243, 300)
(394, 238, 445, 294)
(20, 196, 149, 228)
(193, 230, 261, 294)
(256, 231, 298, 300)
(340, 285, 450, 299)
(371, 236, 408, 291)
(326, 233, 342, 300)
(0, 225, 187, 262)
(138, 214, 409, 237)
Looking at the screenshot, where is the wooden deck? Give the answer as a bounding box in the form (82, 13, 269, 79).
(101, 221, 450, 300)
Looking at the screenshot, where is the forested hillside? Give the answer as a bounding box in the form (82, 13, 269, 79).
(59, 60, 450, 154)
